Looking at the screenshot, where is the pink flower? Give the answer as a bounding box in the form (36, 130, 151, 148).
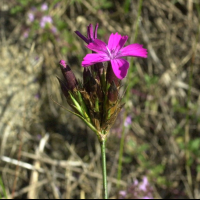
(41, 3, 48, 11)
(28, 12, 35, 22)
(139, 177, 149, 191)
(82, 33, 147, 79)
(124, 116, 132, 127)
(40, 16, 53, 28)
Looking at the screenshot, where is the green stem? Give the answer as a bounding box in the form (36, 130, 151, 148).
(100, 139, 108, 199)
(0, 176, 7, 199)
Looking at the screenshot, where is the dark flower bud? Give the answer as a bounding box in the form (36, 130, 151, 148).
(106, 62, 119, 87)
(93, 62, 104, 82)
(108, 81, 118, 103)
(83, 67, 92, 90)
(57, 77, 69, 98)
(59, 60, 78, 91)
(89, 77, 97, 93)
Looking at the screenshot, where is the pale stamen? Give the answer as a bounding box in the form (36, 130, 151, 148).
(106, 46, 113, 59)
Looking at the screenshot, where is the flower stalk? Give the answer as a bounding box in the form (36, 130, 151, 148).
(100, 138, 108, 199)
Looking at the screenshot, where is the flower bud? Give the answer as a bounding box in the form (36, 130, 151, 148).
(106, 62, 119, 87)
(93, 62, 104, 82)
(89, 77, 97, 93)
(108, 81, 118, 103)
(59, 60, 78, 91)
(57, 77, 69, 98)
(83, 67, 92, 93)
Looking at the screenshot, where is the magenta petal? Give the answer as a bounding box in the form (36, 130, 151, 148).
(111, 58, 129, 79)
(60, 60, 67, 68)
(94, 23, 99, 39)
(87, 39, 108, 54)
(119, 44, 148, 58)
(87, 24, 94, 42)
(108, 33, 128, 54)
(75, 31, 89, 44)
(82, 53, 109, 67)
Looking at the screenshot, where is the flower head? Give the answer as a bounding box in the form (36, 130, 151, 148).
(82, 33, 147, 79)
(119, 177, 154, 199)
(51, 26, 58, 34)
(124, 116, 132, 127)
(41, 3, 48, 11)
(28, 12, 35, 22)
(40, 15, 53, 28)
(139, 177, 149, 191)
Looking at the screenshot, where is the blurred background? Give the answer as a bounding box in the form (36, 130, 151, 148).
(0, 0, 200, 199)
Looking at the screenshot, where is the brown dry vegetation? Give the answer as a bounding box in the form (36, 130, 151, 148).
(0, 0, 200, 199)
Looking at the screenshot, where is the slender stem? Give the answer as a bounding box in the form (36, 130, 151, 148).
(100, 139, 108, 199)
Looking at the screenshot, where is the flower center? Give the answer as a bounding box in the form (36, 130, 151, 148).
(106, 46, 114, 59)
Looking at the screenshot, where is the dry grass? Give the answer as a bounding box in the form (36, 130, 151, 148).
(0, 0, 200, 199)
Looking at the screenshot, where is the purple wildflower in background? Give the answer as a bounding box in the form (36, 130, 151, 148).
(139, 177, 149, 191)
(41, 3, 48, 11)
(119, 177, 154, 199)
(40, 16, 53, 28)
(124, 116, 132, 127)
(28, 12, 35, 22)
(35, 93, 40, 100)
(119, 191, 127, 199)
(82, 33, 147, 79)
(23, 29, 30, 38)
(51, 26, 58, 34)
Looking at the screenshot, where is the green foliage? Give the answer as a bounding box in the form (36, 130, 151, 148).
(188, 139, 200, 156)
(172, 125, 183, 136)
(144, 74, 159, 88)
(94, 0, 113, 9)
(10, 0, 32, 14)
(0, 176, 7, 199)
(197, 165, 200, 173)
(123, 0, 131, 13)
(10, 6, 23, 14)
(18, 0, 30, 6)
(70, 0, 82, 4)
(55, 17, 67, 30)
(124, 137, 167, 187)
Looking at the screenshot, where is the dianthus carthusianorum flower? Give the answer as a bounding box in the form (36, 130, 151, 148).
(82, 33, 147, 79)
(58, 23, 148, 199)
(58, 24, 148, 136)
